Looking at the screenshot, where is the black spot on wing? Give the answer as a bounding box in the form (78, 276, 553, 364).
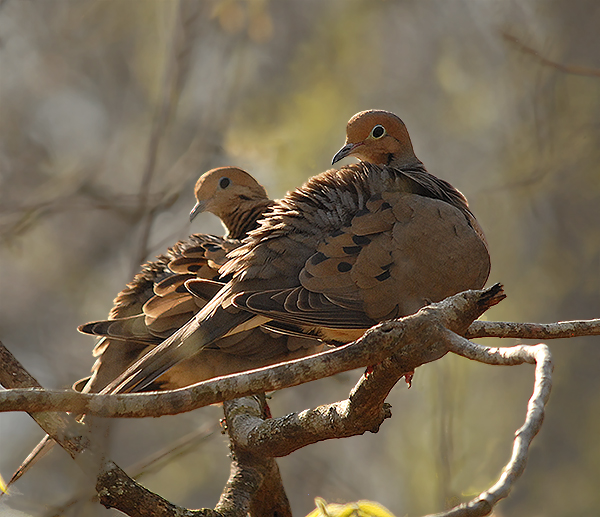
(337, 262, 352, 273)
(310, 252, 327, 265)
(352, 235, 371, 246)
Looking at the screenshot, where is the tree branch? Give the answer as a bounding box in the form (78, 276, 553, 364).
(96, 461, 217, 517)
(423, 334, 552, 517)
(0, 284, 561, 517)
(44, 423, 218, 516)
(503, 32, 600, 78)
(0, 341, 94, 465)
(223, 396, 391, 459)
(219, 396, 292, 517)
(0, 285, 506, 418)
(466, 318, 600, 339)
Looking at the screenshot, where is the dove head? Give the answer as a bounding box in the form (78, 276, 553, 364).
(190, 167, 268, 223)
(332, 110, 420, 168)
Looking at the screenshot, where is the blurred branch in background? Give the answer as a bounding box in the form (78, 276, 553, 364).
(503, 32, 600, 78)
(0, 189, 171, 243)
(132, 0, 201, 274)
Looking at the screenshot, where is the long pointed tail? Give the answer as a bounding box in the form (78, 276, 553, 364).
(5, 434, 55, 493)
(103, 305, 260, 394)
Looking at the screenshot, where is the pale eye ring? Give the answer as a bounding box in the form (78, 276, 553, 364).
(219, 177, 231, 189)
(370, 124, 386, 139)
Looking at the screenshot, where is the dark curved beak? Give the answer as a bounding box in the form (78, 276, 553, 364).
(189, 200, 206, 222)
(331, 142, 362, 165)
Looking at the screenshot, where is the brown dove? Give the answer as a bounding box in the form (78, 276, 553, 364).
(106, 110, 491, 394)
(77, 166, 323, 393)
(8, 166, 324, 488)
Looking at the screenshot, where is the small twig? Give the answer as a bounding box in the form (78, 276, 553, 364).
(0, 340, 225, 516)
(424, 334, 552, 517)
(132, 0, 202, 271)
(132, 0, 183, 270)
(466, 318, 600, 339)
(502, 32, 600, 78)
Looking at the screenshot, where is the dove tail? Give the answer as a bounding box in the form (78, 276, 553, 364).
(103, 304, 257, 394)
(5, 434, 55, 492)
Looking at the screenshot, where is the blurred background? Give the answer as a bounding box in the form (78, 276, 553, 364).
(0, 0, 599, 516)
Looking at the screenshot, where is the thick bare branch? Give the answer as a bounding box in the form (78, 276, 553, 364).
(0, 285, 505, 418)
(218, 396, 292, 517)
(223, 396, 391, 459)
(96, 461, 217, 517)
(0, 338, 394, 417)
(466, 318, 600, 339)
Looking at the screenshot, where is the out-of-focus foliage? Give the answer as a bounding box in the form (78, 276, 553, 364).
(306, 497, 396, 517)
(0, 1, 599, 516)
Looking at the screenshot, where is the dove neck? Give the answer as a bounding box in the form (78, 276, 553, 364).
(221, 199, 275, 240)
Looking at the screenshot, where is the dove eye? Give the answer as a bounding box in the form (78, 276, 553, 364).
(371, 125, 386, 139)
(219, 177, 231, 189)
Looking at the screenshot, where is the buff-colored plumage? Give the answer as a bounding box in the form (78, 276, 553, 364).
(107, 110, 490, 393)
(189, 166, 271, 239)
(77, 166, 322, 393)
(8, 167, 323, 487)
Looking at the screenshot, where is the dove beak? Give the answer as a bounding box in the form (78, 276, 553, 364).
(189, 200, 206, 222)
(331, 142, 363, 165)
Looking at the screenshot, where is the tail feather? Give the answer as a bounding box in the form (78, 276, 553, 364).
(6, 434, 55, 491)
(102, 302, 262, 394)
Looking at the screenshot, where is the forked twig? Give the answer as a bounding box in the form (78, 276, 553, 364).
(425, 335, 552, 517)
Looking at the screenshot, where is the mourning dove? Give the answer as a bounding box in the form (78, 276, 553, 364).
(106, 110, 491, 394)
(9, 167, 324, 487)
(77, 166, 324, 393)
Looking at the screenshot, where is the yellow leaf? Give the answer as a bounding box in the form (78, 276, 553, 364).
(306, 497, 396, 517)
